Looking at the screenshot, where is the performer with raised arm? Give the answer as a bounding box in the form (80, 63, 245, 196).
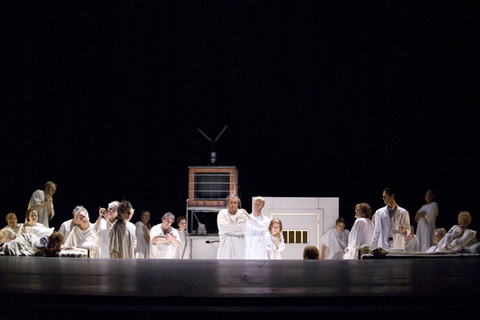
(27, 181, 56, 228)
(108, 200, 136, 259)
(217, 194, 250, 259)
(245, 196, 271, 259)
(96, 201, 119, 258)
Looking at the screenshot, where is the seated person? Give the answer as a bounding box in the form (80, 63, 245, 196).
(58, 206, 84, 243)
(404, 225, 421, 251)
(65, 206, 98, 250)
(303, 245, 320, 260)
(344, 203, 375, 259)
(425, 228, 447, 253)
(5, 213, 23, 235)
(436, 211, 477, 252)
(19, 209, 54, 238)
(320, 218, 349, 260)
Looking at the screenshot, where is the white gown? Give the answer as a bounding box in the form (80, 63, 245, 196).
(96, 219, 112, 258)
(65, 225, 98, 250)
(372, 205, 410, 250)
(344, 218, 374, 260)
(217, 209, 248, 259)
(175, 230, 190, 259)
(404, 235, 421, 252)
(436, 225, 477, 252)
(28, 190, 55, 228)
(321, 227, 349, 260)
(149, 225, 180, 259)
(416, 202, 438, 251)
(265, 233, 285, 259)
(135, 221, 150, 259)
(59, 219, 74, 244)
(245, 213, 271, 259)
(108, 221, 137, 259)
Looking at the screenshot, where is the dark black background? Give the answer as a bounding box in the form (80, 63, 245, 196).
(1, 2, 478, 232)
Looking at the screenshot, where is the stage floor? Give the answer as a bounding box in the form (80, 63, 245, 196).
(1, 256, 479, 319)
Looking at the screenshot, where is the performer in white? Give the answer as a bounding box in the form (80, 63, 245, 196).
(436, 211, 477, 252)
(344, 203, 375, 259)
(217, 194, 250, 259)
(175, 216, 190, 259)
(64, 206, 98, 250)
(415, 190, 439, 251)
(245, 196, 271, 259)
(265, 218, 285, 259)
(372, 188, 410, 251)
(108, 200, 136, 259)
(96, 201, 119, 258)
(5, 213, 23, 235)
(27, 181, 56, 228)
(320, 218, 349, 260)
(404, 225, 421, 252)
(150, 212, 180, 259)
(59, 206, 84, 243)
(135, 210, 151, 259)
(425, 228, 446, 253)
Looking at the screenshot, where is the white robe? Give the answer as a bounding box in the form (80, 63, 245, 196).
(265, 233, 285, 259)
(65, 225, 98, 250)
(245, 213, 271, 259)
(416, 202, 438, 251)
(59, 219, 74, 244)
(135, 221, 150, 259)
(372, 205, 410, 250)
(404, 235, 421, 252)
(321, 227, 349, 260)
(344, 218, 374, 260)
(149, 225, 180, 259)
(175, 230, 190, 259)
(96, 219, 112, 258)
(217, 209, 247, 259)
(28, 190, 55, 228)
(436, 226, 477, 252)
(108, 221, 137, 259)
(22, 223, 54, 239)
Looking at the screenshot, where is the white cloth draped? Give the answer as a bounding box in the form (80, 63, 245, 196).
(135, 221, 150, 259)
(96, 219, 112, 258)
(436, 225, 477, 252)
(322, 227, 349, 260)
(245, 213, 271, 259)
(108, 221, 137, 259)
(265, 233, 285, 259)
(175, 230, 190, 259)
(404, 235, 421, 252)
(217, 209, 248, 259)
(65, 225, 98, 250)
(344, 218, 374, 259)
(372, 205, 410, 250)
(416, 202, 438, 251)
(59, 219, 74, 244)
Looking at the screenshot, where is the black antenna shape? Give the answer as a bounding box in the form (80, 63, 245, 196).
(197, 125, 228, 164)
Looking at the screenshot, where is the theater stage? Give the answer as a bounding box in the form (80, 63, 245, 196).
(1, 256, 479, 319)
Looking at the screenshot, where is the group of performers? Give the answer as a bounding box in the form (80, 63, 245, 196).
(319, 188, 478, 260)
(0, 183, 477, 259)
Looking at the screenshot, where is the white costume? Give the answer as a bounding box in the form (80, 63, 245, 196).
(28, 190, 54, 228)
(321, 227, 349, 259)
(344, 218, 374, 260)
(245, 213, 271, 259)
(59, 219, 75, 244)
(372, 205, 410, 250)
(108, 221, 137, 259)
(22, 223, 54, 239)
(65, 225, 98, 250)
(96, 219, 113, 258)
(436, 225, 477, 252)
(150, 225, 180, 259)
(135, 221, 150, 259)
(404, 235, 421, 252)
(416, 202, 438, 251)
(217, 209, 248, 259)
(175, 230, 190, 259)
(265, 233, 285, 259)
